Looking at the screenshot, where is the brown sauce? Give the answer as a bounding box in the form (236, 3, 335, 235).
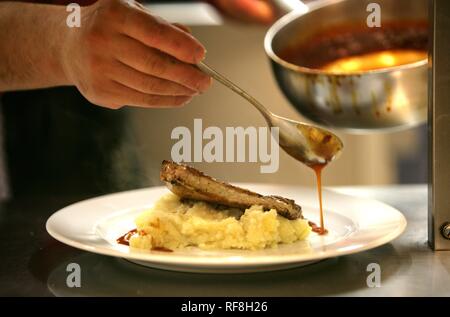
(322, 50, 427, 73)
(288, 125, 339, 235)
(117, 229, 173, 252)
(151, 246, 173, 252)
(116, 229, 137, 246)
(279, 21, 428, 72)
(308, 220, 328, 235)
(310, 164, 328, 235)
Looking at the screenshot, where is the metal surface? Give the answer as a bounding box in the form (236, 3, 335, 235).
(428, 0, 450, 250)
(441, 223, 450, 240)
(144, 3, 223, 26)
(271, 0, 308, 15)
(2, 185, 449, 296)
(198, 61, 343, 166)
(265, 0, 428, 132)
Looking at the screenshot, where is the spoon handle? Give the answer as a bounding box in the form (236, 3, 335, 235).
(197, 62, 272, 120)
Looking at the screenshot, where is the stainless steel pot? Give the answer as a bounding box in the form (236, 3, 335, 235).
(265, 0, 428, 133)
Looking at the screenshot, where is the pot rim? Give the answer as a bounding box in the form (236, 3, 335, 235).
(264, 0, 428, 76)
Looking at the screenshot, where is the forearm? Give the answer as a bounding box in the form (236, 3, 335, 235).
(0, 0, 210, 108)
(0, 2, 70, 91)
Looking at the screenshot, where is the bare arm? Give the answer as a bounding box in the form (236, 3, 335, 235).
(0, 2, 70, 90)
(0, 0, 211, 108)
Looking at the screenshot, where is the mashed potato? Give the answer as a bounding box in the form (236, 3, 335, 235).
(129, 193, 311, 250)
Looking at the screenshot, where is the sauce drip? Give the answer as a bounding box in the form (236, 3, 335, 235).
(310, 164, 328, 235)
(116, 229, 137, 246)
(308, 221, 327, 235)
(151, 246, 173, 252)
(293, 124, 336, 235)
(117, 229, 173, 252)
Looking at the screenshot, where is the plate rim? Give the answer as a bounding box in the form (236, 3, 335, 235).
(46, 184, 407, 267)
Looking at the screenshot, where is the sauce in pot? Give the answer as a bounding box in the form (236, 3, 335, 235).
(280, 21, 428, 72)
(321, 49, 427, 73)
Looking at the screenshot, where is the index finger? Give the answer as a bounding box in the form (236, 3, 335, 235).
(121, 6, 206, 64)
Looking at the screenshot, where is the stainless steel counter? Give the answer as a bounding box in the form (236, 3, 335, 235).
(0, 184, 448, 296)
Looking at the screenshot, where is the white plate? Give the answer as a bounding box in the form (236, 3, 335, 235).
(46, 184, 406, 273)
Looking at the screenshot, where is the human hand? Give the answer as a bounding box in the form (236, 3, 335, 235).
(62, 0, 211, 109)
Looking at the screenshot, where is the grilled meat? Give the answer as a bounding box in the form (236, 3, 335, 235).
(160, 160, 302, 220)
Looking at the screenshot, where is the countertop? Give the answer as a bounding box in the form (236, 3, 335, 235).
(0, 184, 449, 297)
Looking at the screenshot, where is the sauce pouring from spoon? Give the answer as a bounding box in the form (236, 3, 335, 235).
(197, 61, 344, 234)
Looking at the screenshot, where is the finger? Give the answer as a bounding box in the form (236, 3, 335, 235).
(108, 80, 193, 108)
(128, 0, 147, 11)
(108, 59, 198, 96)
(113, 34, 211, 92)
(173, 23, 192, 34)
(121, 6, 206, 64)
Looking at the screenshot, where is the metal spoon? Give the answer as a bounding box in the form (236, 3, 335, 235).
(197, 62, 343, 166)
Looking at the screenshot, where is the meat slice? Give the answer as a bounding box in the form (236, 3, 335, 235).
(160, 160, 302, 220)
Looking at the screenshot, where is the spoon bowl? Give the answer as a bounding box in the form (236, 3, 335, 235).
(270, 114, 343, 166)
